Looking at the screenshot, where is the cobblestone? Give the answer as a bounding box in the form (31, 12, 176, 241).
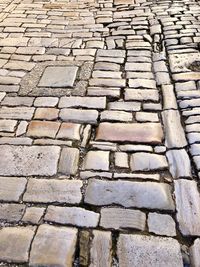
(0, 0, 199, 264)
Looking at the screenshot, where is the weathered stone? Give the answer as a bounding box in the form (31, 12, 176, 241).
(101, 110, 132, 122)
(85, 179, 174, 210)
(96, 123, 163, 144)
(115, 152, 129, 168)
(117, 234, 183, 267)
(90, 230, 112, 267)
(83, 151, 110, 171)
(100, 208, 146, 230)
(162, 110, 187, 148)
(59, 96, 106, 109)
(148, 213, 176, 236)
(45, 206, 99, 227)
(27, 121, 60, 138)
(125, 89, 159, 101)
(175, 179, 200, 236)
(0, 107, 35, 120)
(0, 226, 35, 263)
(22, 207, 45, 224)
(0, 145, 60, 176)
(0, 203, 25, 222)
(34, 97, 58, 107)
(23, 179, 82, 204)
(80, 231, 90, 266)
(0, 119, 17, 132)
(0, 177, 27, 201)
(38, 66, 78, 87)
(166, 149, 192, 179)
(130, 153, 168, 171)
(58, 147, 79, 175)
(57, 123, 81, 140)
(34, 108, 59, 120)
(60, 108, 98, 124)
(30, 225, 77, 267)
(190, 239, 200, 267)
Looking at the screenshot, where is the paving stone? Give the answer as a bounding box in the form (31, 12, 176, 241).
(136, 112, 159, 122)
(175, 179, 200, 236)
(27, 121, 60, 138)
(30, 225, 77, 267)
(89, 78, 126, 88)
(45, 206, 99, 227)
(0, 145, 60, 176)
(0, 119, 17, 132)
(0, 107, 35, 120)
(34, 97, 58, 107)
(96, 122, 163, 144)
(57, 123, 81, 140)
(38, 66, 78, 87)
(190, 239, 200, 267)
(0, 37, 29, 47)
(90, 230, 112, 267)
(83, 151, 110, 171)
(100, 208, 146, 230)
(130, 152, 168, 171)
(101, 110, 132, 122)
(1, 96, 34, 107)
(129, 79, 156, 89)
(166, 149, 192, 179)
(58, 147, 79, 175)
(0, 177, 27, 201)
(117, 234, 183, 267)
(162, 110, 187, 148)
(60, 108, 98, 124)
(34, 108, 59, 120)
(59, 96, 106, 109)
(125, 89, 159, 101)
(22, 207, 45, 224)
(0, 203, 25, 222)
(148, 213, 176, 236)
(85, 179, 174, 210)
(23, 179, 82, 204)
(0, 226, 35, 263)
(4, 61, 35, 71)
(115, 152, 129, 168)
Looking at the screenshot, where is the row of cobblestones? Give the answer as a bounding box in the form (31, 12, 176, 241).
(0, 0, 200, 266)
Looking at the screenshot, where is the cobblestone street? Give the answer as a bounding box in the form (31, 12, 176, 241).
(0, 0, 200, 266)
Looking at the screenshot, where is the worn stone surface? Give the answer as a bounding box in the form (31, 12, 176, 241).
(0, 145, 60, 176)
(148, 213, 176, 236)
(30, 225, 77, 267)
(90, 230, 112, 267)
(96, 123, 163, 143)
(45, 206, 99, 227)
(58, 147, 79, 175)
(0, 177, 27, 201)
(175, 179, 200, 236)
(117, 234, 183, 267)
(85, 179, 174, 210)
(83, 151, 110, 171)
(100, 208, 146, 230)
(0, 226, 35, 263)
(190, 239, 200, 267)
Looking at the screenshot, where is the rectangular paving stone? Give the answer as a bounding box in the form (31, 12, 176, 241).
(0, 177, 27, 201)
(23, 179, 82, 204)
(38, 66, 78, 87)
(100, 208, 146, 230)
(60, 108, 98, 124)
(0, 119, 17, 132)
(190, 239, 200, 267)
(175, 179, 200, 236)
(45, 206, 99, 227)
(0, 226, 36, 263)
(27, 121, 60, 138)
(59, 96, 106, 109)
(0, 107, 35, 120)
(90, 230, 112, 267)
(30, 225, 77, 267)
(117, 234, 183, 267)
(0, 203, 26, 222)
(0, 145, 60, 176)
(125, 89, 159, 101)
(57, 123, 81, 140)
(85, 179, 174, 210)
(96, 122, 163, 144)
(58, 147, 79, 175)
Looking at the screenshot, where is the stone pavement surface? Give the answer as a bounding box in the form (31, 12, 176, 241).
(0, 0, 200, 266)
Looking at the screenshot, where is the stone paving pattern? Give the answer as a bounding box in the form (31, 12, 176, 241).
(0, 0, 200, 266)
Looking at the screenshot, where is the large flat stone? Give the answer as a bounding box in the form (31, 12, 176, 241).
(175, 179, 200, 236)
(38, 66, 78, 88)
(23, 179, 82, 204)
(96, 122, 163, 143)
(0, 145, 60, 176)
(85, 179, 174, 210)
(0, 177, 27, 201)
(45, 206, 99, 227)
(30, 225, 77, 267)
(117, 234, 183, 267)
(0, 226, 35, 263)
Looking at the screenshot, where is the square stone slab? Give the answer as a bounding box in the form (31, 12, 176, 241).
(38, 66, 78, 88)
